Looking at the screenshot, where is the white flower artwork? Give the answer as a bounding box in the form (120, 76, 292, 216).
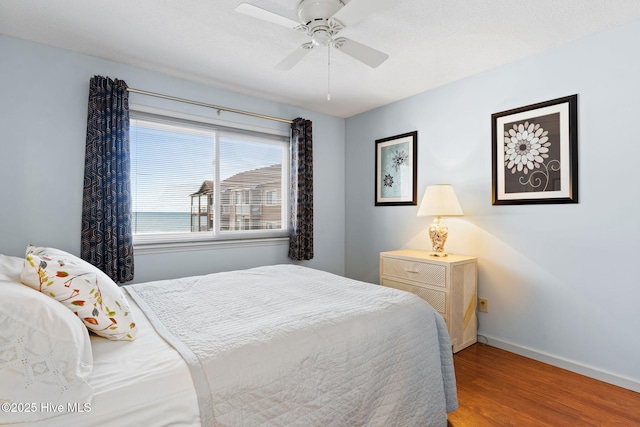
(503, 121, 550, 175)
(491, 95, 578, 205)
(503, 118, 561, 193)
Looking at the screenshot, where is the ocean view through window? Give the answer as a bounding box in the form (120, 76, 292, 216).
(130, 109, 290, 247)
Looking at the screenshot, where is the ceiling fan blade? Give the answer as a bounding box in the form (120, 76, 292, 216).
(234, 2, 300, 29)
(330, 0, 393, 27)
(275, 43, 314, 70)
(334, 38, 388, 68)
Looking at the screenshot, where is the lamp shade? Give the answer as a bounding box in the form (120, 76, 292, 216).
(417, 184, 463, 217)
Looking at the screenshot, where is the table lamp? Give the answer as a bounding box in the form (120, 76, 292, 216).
(417, 184, 463, 256)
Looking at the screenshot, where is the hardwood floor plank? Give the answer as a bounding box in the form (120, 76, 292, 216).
(447, 343, 640, 427)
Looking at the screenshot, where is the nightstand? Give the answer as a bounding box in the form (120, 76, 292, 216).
(380, 250, 477, 353)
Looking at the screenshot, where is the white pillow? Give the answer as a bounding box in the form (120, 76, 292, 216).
(0, 279, 93, 423)
(20, 246, 138, 341)
(0, 254, 23, 282)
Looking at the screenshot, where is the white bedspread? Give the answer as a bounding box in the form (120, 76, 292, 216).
(127, 264, 458, 427)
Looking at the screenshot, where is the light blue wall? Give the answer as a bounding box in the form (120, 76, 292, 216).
(345, 20, 640, 390)
(0, 35, 346, 282)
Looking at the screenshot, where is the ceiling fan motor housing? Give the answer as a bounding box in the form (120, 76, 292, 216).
(297, 0, 345, 46)
(297, 0, 344, 24)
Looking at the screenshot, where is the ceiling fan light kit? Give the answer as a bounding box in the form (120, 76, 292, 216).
(235, 0, 390, 70)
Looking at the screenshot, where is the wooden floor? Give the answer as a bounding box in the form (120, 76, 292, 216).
(447, 343, 640, 427)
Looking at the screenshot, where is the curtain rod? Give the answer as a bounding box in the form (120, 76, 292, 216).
(127, 87, 293, 124)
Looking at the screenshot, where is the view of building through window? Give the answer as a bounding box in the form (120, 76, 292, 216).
(130, 112, 288, 240)
(189, 163, 283, 232)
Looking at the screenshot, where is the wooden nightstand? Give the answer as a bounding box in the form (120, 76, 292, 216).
(380, 250, 477, 353)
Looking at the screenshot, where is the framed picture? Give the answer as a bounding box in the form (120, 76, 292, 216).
(492, 95, 578, 205)
(375, 131, 417, 206)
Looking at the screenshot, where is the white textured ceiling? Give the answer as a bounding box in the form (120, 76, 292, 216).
(2, 1, 640, 118)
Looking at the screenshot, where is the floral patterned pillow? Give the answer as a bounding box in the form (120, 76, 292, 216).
(20, 246, 138, 341)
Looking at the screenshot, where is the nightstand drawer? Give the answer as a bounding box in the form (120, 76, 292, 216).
(381, 278, 447, 314)
(380, 250, 477, 353)
(381, 257, 446, 288)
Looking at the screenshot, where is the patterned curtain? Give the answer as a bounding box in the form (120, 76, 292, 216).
(289, 118, 314, 260)
(81, 76, 134, 283)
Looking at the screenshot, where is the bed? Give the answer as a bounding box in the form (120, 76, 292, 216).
(0, 248, 458, 427)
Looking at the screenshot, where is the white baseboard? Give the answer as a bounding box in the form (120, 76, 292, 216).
(482, 335, 640, 393)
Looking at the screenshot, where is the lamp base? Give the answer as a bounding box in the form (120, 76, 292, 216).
(429, 252, 449, 257)
(428, 216, 449, 255)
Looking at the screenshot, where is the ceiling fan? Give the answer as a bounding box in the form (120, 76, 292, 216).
(234, 0, 391, 70)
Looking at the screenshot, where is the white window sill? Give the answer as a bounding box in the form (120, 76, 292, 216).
(133, 233, 289, 255)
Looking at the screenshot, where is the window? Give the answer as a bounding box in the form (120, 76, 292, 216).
(265, 190, 278, 205)
(130, 109, 289, 248)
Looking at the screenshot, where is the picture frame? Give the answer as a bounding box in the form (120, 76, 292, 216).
(375, 131, 417, 206)
(491, 95, 578, 205)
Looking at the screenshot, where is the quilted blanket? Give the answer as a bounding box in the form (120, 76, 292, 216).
(126, 265, 457, 427)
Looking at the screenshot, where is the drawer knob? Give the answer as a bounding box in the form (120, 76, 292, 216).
(405, 269, 420, 274)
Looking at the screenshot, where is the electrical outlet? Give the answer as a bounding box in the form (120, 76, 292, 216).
(478, 298, 489, 313)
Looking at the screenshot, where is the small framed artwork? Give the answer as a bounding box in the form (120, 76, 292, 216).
(492, 95, 578, 205)
(375, 131, 417, 206)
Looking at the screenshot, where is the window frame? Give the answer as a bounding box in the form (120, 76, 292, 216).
(129, 105, 291, 254)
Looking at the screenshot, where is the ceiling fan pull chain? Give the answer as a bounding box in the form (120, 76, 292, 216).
(327, 44, 331, 101)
